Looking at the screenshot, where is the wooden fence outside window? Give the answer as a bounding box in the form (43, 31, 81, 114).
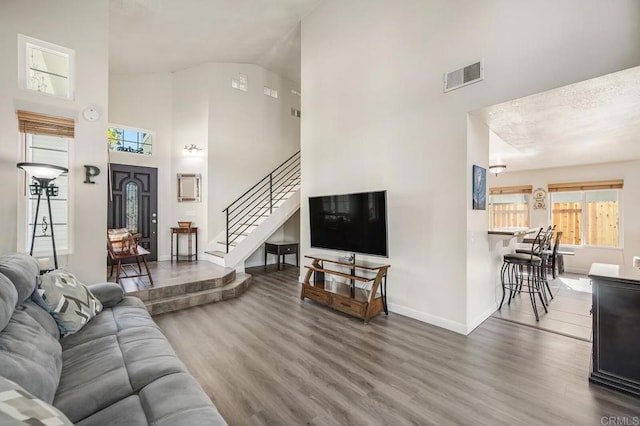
(491, 204, 529, 228)
(551, 201, 619, 247)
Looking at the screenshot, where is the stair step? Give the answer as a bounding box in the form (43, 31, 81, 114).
(145, 273, 252, 316)
(217, 241, 238, 247)
(205, 250, 226, 258)
(128, 268, 236, 302)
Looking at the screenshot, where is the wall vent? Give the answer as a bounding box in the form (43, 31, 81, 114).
(444, 61, 483, 92)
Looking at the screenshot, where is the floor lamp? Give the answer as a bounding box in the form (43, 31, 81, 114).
(17, 162, 68, 270)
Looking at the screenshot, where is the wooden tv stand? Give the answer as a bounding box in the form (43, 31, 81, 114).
(301, 254, 390, 323)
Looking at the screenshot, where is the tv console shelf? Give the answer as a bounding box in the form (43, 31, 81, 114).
(301, 254, 390, 323)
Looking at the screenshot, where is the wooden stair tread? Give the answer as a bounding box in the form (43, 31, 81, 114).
(205, 250, 226, 258)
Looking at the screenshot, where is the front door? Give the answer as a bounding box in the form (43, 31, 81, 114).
(108, 164, 158, 261)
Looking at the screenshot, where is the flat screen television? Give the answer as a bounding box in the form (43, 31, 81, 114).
(309, 190, 388, 257)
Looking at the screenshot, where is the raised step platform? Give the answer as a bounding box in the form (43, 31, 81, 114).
(109, 260, 251, 315)
(143, 273, 252, 316)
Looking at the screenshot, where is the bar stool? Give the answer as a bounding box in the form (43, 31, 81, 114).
(516, 225, 555, 304)
(499, 228, 548, 321)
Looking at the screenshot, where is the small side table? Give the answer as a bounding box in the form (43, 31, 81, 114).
(264, 241, 299, 270)
(171, 227, 198, 262)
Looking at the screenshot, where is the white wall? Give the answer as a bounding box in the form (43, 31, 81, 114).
(0, 0, 109, 283)
(466, 116, 494, 331)
(109, 72, 173, 259)
(172, 65, 210, 258)
(301, 0, 640, 334)
(487, 160, 640, 274)
(207, 63, 301, 244)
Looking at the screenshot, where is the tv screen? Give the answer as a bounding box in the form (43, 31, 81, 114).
(309, 190, 388, 257)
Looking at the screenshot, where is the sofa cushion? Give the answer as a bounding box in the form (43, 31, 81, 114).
(19, 300, 60, 340)
(0, 310, 62, 404)
(0, 273, 17, 330)
(0, 253, 38, 304)
(74, 374, 226, 426)
(0, 376, 72, 426)
(54, 298, 190, 423)
(54, 334, 134, 423)
(86, 282, 124, 308)
(33, 270, 103, 337)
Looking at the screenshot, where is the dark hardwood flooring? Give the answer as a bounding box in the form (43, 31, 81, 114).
(155, 265, 640, 425)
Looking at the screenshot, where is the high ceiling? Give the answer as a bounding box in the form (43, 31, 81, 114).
(109, 0, 323, 83)
(474, 66, 640, 172)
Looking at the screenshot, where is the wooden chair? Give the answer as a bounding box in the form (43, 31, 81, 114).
(107, 229, 153, 286)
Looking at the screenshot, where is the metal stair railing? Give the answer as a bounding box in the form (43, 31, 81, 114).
(222, 151, 300, 253)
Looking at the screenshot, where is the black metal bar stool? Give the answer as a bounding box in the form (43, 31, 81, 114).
(516, 225, 555, 304)
(499, 228, 548, 321)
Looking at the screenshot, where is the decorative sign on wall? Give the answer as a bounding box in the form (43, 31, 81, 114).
(84, 165, 100, 184)
(533, 187, 547, 209)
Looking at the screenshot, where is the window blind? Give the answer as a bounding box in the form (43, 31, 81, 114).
(17, 110, 74, 138)
(548, 180, 623, 193)
(489, 185, 532, 195)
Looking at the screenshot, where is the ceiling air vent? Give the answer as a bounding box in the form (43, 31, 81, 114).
(444, 61, 483, 92)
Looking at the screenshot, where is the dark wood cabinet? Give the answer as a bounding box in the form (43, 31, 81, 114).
(588, 263, 640, 397)
(264, 241, 298, 270)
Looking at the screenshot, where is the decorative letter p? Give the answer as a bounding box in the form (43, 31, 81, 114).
(84, 165, 100, 184)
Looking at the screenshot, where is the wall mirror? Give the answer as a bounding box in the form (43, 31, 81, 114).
(177, 173, 201, 202)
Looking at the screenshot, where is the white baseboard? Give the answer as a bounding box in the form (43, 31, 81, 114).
(387, 303, 468, 335)
(465, 303, 498, 335)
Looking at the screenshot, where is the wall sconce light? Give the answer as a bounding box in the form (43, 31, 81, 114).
(17, 162, 68, 269)
(489, 164, 507, 176)
(183, 144, 203, 156)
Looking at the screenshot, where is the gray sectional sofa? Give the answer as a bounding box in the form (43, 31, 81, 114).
(0, 253, 226, 425)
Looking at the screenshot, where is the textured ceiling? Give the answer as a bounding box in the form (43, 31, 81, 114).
(109, 0, 322, 83)
(474, 66, 640, 171)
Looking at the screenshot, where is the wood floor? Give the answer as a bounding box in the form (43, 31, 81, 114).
(492, 273, 593, 341)
(155, 265, 640, 425)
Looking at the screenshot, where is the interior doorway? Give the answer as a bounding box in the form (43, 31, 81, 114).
(108, 164, 158, 261)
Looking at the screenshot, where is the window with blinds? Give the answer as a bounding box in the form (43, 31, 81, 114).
(549, 180, 622, 247)
(488, 185, 532, 229)
(18, 110, 73, 254)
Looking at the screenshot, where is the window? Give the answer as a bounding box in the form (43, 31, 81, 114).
(26, 135, 70, 253)
(108, 125, 153, 155)
(18, 110, 73, 255)
(488, 185, 531, 229)
(549, 180, 622, 247)
(18, 34, 74, 99)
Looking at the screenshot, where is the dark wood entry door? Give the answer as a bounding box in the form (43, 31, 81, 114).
(108, 164, 158, 261)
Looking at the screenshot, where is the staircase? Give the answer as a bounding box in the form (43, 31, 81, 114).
(205, 151, 301, 269)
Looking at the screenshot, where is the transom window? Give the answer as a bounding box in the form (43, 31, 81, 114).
(108, 126, 153, 155)
(18, 34, 74, 99)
